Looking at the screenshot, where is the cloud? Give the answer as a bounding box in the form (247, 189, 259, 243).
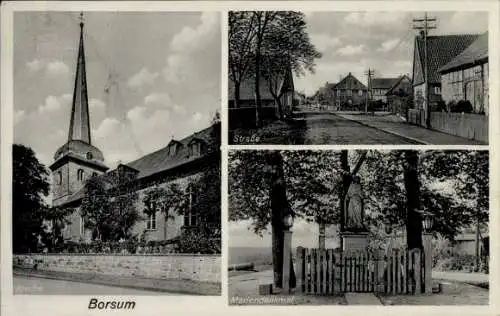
(163, 54, 192, 83)
(163, 13, 220, 86)
(94, 117, 121, 140)
(310, 34, 341, 52)
(38, 94, 71, 113)
(170, 12, 219, 53)
(26, 59, 43, 72)
(89, 98, 106, 110)
(344, 12, 407, 27)
(377, 38, 400, 52)
(337, 44, 365, 56)
(127, 67, 160, 88)
(441, 12, 488, 35)
(144, 92, 172, 107)
(14, 110, 26, 124)
(45, 60, 69, 76)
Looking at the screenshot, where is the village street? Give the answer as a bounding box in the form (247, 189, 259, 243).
(230, 111, 484, 145)
(14, 276, 166, 295)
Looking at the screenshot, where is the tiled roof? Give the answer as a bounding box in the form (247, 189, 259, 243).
(386, 75, 412, 95)
(371, 78, 400, 89)
(333, 73, 367, 90)
(439, 32, 488, 73)
(126, 125, 216, 179)
(415, 34, 480, 84)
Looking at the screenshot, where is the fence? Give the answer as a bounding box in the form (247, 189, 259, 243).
(295, 247, 424, 295)
(429, 111, 488, 143)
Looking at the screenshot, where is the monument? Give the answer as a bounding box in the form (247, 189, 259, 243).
(341, 176, 368, 251)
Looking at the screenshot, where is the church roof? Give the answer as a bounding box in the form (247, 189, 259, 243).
(62, 124, 218, 206)
(125, 124, 216, 179)
(68, 20, 92, 144)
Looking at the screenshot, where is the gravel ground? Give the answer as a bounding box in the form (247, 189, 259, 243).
(377, 280, 488, 305)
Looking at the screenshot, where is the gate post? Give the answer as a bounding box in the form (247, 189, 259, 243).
(283, 230, 292, 293)
(374, 253, 385, 293)
(423, 233, 433, 294)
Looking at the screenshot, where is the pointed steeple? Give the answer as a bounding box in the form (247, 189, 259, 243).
(68, 12, 91, 144)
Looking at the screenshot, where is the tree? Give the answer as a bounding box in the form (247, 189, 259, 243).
(13, 144, 50, 253)
(229, 150, 342, 288)
(40, 206, 73, 251)
(261, 11, 321, 119)
(80, 173, 140, 242)
(230, 150, 489, 262)
(253, 11, 278, 126)
(229, 11, 257, 108)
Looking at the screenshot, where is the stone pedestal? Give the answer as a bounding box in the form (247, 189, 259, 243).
(341, 231, 369, 252)
(282, 230, 292, 293)
(423, 233, 433, 294)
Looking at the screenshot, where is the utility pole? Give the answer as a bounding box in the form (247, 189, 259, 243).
(364, 68, 374, 114)
(413, 13, 437, 128)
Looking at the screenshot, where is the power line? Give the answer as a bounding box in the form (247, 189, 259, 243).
(364, 68, 375, 113)
(413, 12, 437, 128)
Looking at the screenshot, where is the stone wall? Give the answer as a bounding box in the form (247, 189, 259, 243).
(14, 254, 221, 283)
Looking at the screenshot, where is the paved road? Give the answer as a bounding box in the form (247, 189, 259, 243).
(14, 276, 168, 295)
(296, 114, 419, 144)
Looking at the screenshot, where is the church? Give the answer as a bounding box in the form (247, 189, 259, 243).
(49, 17, 220, 243)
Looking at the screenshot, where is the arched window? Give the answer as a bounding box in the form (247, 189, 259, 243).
(146, 211, 157, 230)
(183, 185, 198, 227)
(77, 169, 84, 181)
(56, 171, 62, 185)
(80, 216, 85, 235)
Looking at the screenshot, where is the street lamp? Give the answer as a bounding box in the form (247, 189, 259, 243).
(419, 210, 434, 234)
(417, 209, 434, 294)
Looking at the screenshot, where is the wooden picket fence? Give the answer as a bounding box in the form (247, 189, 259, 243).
(295, 247, 424, 295)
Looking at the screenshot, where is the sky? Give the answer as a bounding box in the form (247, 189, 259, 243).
(14, 11, 221, 168)
(295, 11, 488, 96)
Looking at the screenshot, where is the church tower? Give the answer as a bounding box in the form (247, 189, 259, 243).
(50, 14, 108, 207)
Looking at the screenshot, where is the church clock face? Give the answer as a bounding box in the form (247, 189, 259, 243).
(86, 152, 93, 160)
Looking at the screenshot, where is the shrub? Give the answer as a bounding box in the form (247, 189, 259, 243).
(447, 100, 457, 112)
(436, 100, 447, 112)
(178, 229, 221, 254)
(451, 100, 473, 113)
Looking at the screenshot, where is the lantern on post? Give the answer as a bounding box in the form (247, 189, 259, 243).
(417, 209, 434, 294)
(419, 210, 434, 234)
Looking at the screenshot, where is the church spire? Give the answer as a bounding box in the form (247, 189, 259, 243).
(68, 12, 91, 144)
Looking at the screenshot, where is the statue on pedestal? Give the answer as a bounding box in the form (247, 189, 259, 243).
(344, 176, 366, 232)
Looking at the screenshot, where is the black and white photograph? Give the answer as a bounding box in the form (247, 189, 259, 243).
(228, 150, 489, 305)
(228, 11, 489, 145)
(12, 11, 221, 296)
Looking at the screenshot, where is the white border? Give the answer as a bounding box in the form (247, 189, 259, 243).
(1, 1, 499, 316)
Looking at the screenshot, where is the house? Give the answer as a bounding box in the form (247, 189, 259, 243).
(332, 73, 367, 110)
(385, 75, 413, 116)
(370, 77, 400, 104)
(439, 32, 488, 115)
(410, 33, 480, 125)
(228, 67, 294, 128)
(50, 19, 220, 243)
